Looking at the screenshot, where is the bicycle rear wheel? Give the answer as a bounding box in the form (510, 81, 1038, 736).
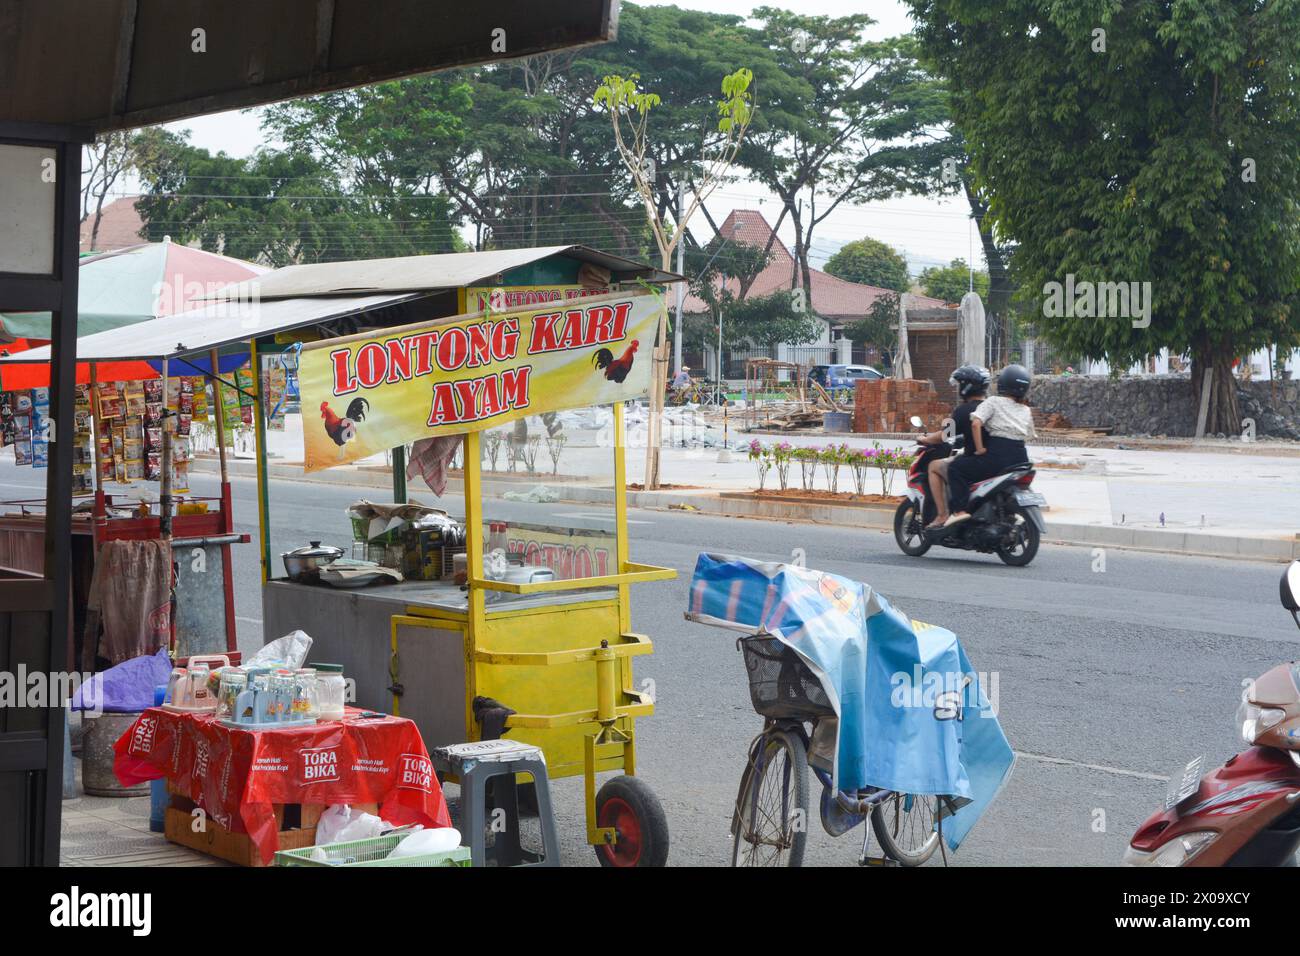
(871, 792, 941, 866)
(731, 729, 809, 867)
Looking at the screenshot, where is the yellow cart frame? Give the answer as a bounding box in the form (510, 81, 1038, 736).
(250, 289, 677, 864)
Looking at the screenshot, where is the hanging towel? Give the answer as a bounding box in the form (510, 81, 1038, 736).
(86, 539, 172, 664)
(406, 435, 463, 496)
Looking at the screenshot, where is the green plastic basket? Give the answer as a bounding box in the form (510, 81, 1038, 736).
(275, 831, 471, 867)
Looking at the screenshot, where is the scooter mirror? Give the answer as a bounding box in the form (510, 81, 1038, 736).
(909, 416, 924, 429)
(1281, 560, 1300, 613)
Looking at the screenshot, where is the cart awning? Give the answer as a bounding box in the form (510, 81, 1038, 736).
(0, 292, 422, 389)
(203, 246, 682, 302)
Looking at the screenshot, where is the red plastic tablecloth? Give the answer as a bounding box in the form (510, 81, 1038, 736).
(113, 707, 451, 864)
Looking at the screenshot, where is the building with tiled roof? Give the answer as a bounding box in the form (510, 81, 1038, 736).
(680, 209, 952, 377)
(682, 209, 950, 322)
(80, 196, 147, 254)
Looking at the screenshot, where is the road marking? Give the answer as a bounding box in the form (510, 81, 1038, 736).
(1015, 749, 1167, 782)
(556, 511, 653, 524)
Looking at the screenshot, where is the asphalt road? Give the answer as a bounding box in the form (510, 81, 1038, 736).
(8, 460, 1296, 867)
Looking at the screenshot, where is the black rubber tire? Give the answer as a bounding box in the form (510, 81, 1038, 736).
(872, 792, 941, 866)
(731, 729, 810, 867)
(996, 506, 1041, 566)
(594, 774, 670, 867)
(893, 499, 931, 556)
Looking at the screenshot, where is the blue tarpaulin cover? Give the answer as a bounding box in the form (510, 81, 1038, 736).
(686, 552, 1015, 849)
(70, 648, 174, 713)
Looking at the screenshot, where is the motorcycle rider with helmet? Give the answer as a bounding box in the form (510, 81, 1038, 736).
(917, 364, 990, 529)
(944, 364, 1036, 527)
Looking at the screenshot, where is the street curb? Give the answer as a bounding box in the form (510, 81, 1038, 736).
(192, 456, 1300, 562)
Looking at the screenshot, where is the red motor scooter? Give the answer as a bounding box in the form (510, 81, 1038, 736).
(892, 416, 1047, 566)
(1125, 561, 1300, 866)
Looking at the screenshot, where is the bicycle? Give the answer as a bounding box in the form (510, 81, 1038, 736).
(730, 633, 947, 867)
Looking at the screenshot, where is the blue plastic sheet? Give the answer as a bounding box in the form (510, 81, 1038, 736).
(686, 552, 1014, 849)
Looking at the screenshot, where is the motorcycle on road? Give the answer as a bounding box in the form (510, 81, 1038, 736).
(1125, 561, 1300, 867)
(892, 416, 1047, 567)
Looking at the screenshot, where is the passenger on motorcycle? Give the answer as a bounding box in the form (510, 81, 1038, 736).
(944, 364, 1036, 527)
(917, 364, 989, 529)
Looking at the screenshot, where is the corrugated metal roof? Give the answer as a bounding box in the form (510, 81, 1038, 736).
(205, 245, 682, 302)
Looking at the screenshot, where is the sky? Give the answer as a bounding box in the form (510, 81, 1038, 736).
(130, 0, 978, 279)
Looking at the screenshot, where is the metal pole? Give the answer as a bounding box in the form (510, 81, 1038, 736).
(159, 356, 173, 539)
(715, 309, 723, 406)
(209, 348, 228, 483)
(251, 340, 272, 582)
(392, 445, 407, 503)
(673, 179, 685, 377)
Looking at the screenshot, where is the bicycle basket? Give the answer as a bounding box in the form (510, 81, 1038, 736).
(739, 634, 835, 720)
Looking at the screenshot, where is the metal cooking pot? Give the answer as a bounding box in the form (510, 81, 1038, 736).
(282, 540, 344, 581)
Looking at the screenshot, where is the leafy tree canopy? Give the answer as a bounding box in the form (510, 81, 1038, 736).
(824, 237, 910, 291)
(919, 258, 987, 303)
(684, 235, 824, 349)
(907, 0, 1300, 430)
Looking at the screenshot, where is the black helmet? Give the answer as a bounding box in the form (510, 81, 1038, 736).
(949, 364, 991, 399)
(996, 364, 1032, 398)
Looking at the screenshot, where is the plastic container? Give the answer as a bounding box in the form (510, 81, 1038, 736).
(314, 663, 346, 721)
(274, 831, 471, 867)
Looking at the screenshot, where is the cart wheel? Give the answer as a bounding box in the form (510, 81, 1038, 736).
(594, 775, 669, 867)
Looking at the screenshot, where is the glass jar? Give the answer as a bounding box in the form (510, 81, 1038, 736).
(314, 663, 346, 721)
(269, 670, 297, 722)
(292, 668, 319, 720)
(216, 667, 246, 721)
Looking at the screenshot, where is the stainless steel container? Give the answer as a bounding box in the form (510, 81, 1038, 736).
(281, 541, 344, 582)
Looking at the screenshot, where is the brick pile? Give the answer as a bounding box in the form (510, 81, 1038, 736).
(852, 378, 951, 434)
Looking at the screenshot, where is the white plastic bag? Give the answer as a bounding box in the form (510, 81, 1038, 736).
(315, 803, 387, 846)
(387, 827, 462, 858)
(248, 630, 313, 671)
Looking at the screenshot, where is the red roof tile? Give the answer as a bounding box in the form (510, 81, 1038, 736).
(80, 196, 146, 253)
(683, 209, 952, 321)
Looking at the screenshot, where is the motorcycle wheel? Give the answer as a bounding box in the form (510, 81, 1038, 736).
(996, 506, 1040, 566)
(893, 500, 931, 556)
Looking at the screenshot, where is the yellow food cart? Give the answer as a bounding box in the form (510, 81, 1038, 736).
(255, 260, 680, 866)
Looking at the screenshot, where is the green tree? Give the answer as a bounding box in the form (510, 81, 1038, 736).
(842, 291, 900, 367)
(919, 259, 987, 303)
(738, 14, 949, 296)
(908, 0, 1300, 433)
(132, 129, 462, 266)
(824, 237, 909, 291)
(685, 236, 823, 350)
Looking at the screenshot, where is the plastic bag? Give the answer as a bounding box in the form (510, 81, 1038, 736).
(247, 630, 313, 671)
(70, 647, 174, 713)
(387, 827, 461, 858)
(314, 804, 388, 846)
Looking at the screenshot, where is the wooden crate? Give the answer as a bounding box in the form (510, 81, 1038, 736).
(164, 806, 315, 867)
(163, 800, 381, 865)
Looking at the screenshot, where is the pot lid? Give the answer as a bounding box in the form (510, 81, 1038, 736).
(282, 540, 344, 559)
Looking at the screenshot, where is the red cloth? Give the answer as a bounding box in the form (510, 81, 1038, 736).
(113, 707, 451, 864)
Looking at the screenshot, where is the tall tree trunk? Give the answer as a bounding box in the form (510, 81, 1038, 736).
(963, 181, 1011, 367)
(643, 249, 673, 490)
(1191, 345, 1240, 437)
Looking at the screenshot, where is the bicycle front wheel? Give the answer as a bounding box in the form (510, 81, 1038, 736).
(871, 792, 941, 866)
(731, 729, 810, 867)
